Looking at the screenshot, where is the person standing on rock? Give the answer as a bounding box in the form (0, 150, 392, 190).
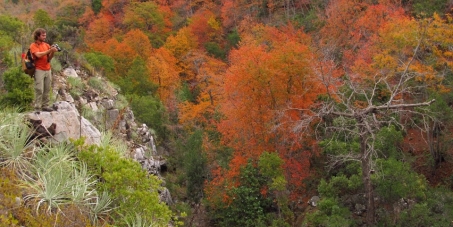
(30, 28, 58, 112)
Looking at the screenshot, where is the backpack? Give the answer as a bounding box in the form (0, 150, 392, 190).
(22, 49, 35, 77)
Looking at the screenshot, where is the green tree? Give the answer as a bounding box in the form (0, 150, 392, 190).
(0, 32, 14, 67)
(83, 52, 115, 76)
(304, 197, 355, 227)
(123, 2, 168, 47)
(412, 0, 449, 17)
(204, 42, 226, 59)
(0, 15, 25, 43)
(216, 160, 270, 227)
(373, 158, 427, 203)
(33, 9, 54, 28)
(184, 130, 207, 203)
(258, 152, 292, 223)
(118, 57, 157, 96)
(129, 94, 167, 139)
(92, 0, 102, 14)
(55, 2, 87, 27)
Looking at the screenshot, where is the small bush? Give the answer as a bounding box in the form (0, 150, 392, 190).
(303, 197, 355, 227)
(50, 58, 62, 72)
(0, 67, 34, 110)
(77, 144, 173, 226)
(205, 42, 226, 59)
(67, 76, 85, 99)
(88, 77, 106, 94)
(129, 94, 167, 139)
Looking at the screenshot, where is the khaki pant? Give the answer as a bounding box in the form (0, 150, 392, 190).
(34, 69, 52, 109)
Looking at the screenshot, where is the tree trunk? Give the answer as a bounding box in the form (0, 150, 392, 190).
(360, 132, 375, 226)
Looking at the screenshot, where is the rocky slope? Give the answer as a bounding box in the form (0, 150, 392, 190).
(28, 66, 173, 205)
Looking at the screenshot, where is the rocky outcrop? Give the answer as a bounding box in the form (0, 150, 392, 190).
(27, 101, 101, 145)
(51, 67, 172, 204)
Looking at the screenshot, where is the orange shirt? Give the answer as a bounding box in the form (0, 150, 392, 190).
(30, 42, 51, 70)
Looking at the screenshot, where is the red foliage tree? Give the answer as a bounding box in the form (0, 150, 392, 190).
(207, 24, 326, 202)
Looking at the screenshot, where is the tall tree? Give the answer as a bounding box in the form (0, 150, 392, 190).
(33, 9, 54, 28)
(178, 53, 226, 129)
(121, 29, 153, 61)
(209, 24, 324, 207)
(293, 13, 453, 226)
(123, 1, 172, 47)
(147, 47, 181, 110)
(84, 14, 114, 48)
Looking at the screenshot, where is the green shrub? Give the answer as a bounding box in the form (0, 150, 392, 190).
(303, 197, 355, 227)
(375, 125, 404, 159)
(78, 144, 173, 226)
(114, 94, 128, 109)
(67, 76, 85, 99)
(412, 0, 449, 17)
(379, 186, 453, 227)
(50, 57, 62, 72)
(183, 130, 207, 203)
(88, 77, 106, 93)
(0, 67, 34, 110)
(213, 160, 271, 227)
(205, 42, 226, 59)
(226, 29, 240, 50)
(129, 94, 167, 139)
(373, 158, 427, 203)
(118, 58, 157, 96)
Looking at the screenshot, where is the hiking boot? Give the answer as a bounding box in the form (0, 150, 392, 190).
(41, 106, 53, 112)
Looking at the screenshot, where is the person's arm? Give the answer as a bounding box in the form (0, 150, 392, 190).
(48, 48, 55, 61)
(34, 46, 57, 58)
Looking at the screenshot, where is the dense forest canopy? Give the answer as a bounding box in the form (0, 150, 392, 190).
(1, 0, 453, 226)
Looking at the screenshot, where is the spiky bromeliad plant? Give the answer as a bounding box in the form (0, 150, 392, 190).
(23, 143, 98, 215)
(0, 108, 35, 173)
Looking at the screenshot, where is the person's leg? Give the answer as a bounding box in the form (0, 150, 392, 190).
(34, 69, 45, 110)
(42, 70, 52, 108)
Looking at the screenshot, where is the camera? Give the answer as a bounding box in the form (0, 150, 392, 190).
(52, 44, 62, 52)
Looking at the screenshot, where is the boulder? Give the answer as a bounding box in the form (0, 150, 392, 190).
(100, 98, 115, 110)
(27, 101, 101, 145)
(308, 196, 320, 207)
(105, 109, 119, 129)
(63, 67, 78, 78)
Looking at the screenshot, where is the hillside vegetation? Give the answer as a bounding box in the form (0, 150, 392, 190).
(1, 0, 453, 226)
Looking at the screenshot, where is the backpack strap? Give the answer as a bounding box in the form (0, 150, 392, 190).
(26, 49, 33, 63)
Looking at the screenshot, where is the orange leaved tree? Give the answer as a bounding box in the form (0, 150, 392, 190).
(207, 24, 326, 213)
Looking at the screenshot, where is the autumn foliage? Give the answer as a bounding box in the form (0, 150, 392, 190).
(3, 0, 453, 225)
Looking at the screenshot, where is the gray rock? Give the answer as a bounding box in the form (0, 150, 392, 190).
(308, 196, 320, 207)
(79, 97, 87, 105)
(27, 101, 101, 145)
(100, 99, 115, 110)
(63, 67, 78, 78)
(105, 109, 119, 129)
(159, 187, 173, 205)
(134, 146, 145, 160)
(354, 203, 366, 215)
(87, 102, 98, 111)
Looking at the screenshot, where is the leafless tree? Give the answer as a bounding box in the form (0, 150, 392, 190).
(288, 37, 436, 225)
